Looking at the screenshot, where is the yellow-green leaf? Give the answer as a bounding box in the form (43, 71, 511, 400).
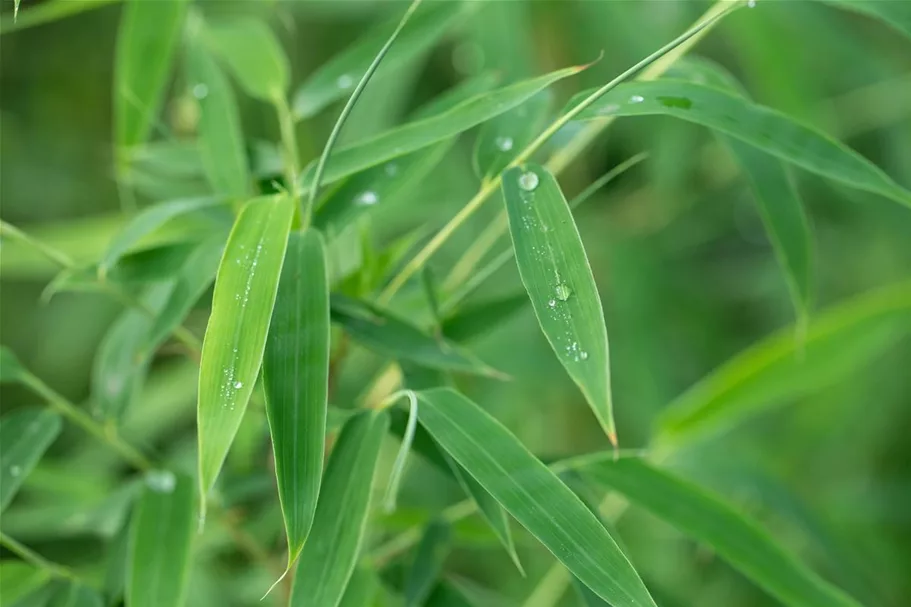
(0, 561, 49, 607)
(205, 17, 290, 101)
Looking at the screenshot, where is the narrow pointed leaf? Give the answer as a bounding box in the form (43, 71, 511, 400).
(441, 294, 528, 343)
(0, 346, 26, 383)
(0, 0, 119, 35)
(415, 388, 655, 607)
(291, 410, 390, 607)
(659, 281, 911, 442)
(198, 196, 294, 504)
(293, 2, 473, 119)
(263, 229, 330, 565)
(114, 0, 188, 152)
(0, 561, 49, 606)
(187, 42, 252, 200)
(338, 568, 379, 607)
(205, 17, 289, 101)
(502, 164, 615, 441)
(330, 294, 503, 378)
(298, 65, 588, 191)
(474, 91, 551, 181)
(405, 520, 452, 607)
(580, 457, 862, 607)
(127, 471, 195, 607)
(49, 583, 104, 607)
(820, 0, 911, 40)
(0, 408, 62, 511)
(569, 81, 911, 207)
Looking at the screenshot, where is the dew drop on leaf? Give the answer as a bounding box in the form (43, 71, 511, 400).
(518, 171, 539, 192)
(356, 191, 379, 206)
(10, 465, 21, 477)
(629, 95, 644, 104)
(495, 136, 514, 152)
(192, 83, 209, 100)
(548, 299, 556, 308)
(233, 381, 243, 389)
(146, 470, 176, 493)
(555, 283, 572, 301)
(337, 74, 353, 89)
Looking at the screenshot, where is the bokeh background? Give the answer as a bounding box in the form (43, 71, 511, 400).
(2, 1, 910, 605)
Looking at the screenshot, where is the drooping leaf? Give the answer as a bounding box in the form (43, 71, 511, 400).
(204, 17, 289, 101)
(263, 229, 330, 565)
(127, 471, 195, 607)
(186, 42, 253, 200)
(405, 520, 452, 607)
(0, 561, 49, 607)
(568, 81, 911, 207)
(330, 294, 503, 378)
(502, 164, 616, 443)
(415, 388, 656, 607)
(298, 65, 589, 192)
(291, 410, 390, 607)
(580, 457, 862, 607)
(197, 196, 294, 508)
(658, 281, 911, 443)
(49, 582, 104, 607)
(0, 346, 26, 383)
(293, 1, 475, 119)
(114, 0, 188, 152)
(0, 408, 62, 511)
(820, 0, 911, 40)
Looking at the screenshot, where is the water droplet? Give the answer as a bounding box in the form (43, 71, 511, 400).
(555, 284, 572, 301)
(384, 163, 398, 177)
(629, 95, 645, 104)
(234, 381, 243, 389)
(580, 351, 589, 361)
(747, 0, 756, 7)
(356, 191, 379, 206)
(495, 136, 514, 152)
(146, 470, 176, 493)
(10, 465, 21, 477)
(599, 103, 620, 115)
(548, 299, 556, 308)
(192, 83, 208, 100)
(337, 74, 353, 89)
(518, 171, 539, 192)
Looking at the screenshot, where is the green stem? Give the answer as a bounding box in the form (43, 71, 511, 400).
(0, 532, 78, 581)
(0, 220, 74, 269)
(273, 94, 303, 223)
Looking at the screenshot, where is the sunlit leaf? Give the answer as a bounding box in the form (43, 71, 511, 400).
(405, 520, 451, 607)
(205, 17, 290, 101)
(291, 410, 390, 607)
(569, 81, 911, 207)
(502, 164, 616, 443)
(658, 281, 911, 443)
(197, 196, 294, 508)
(0, 561, 49, 607)
(114, 0, 188, 152)
(0, 408, 62, 511)
(415, 388, 656, 607)
(580, 457, 862, 607)
(330, 294, 503, 378)
(263, 229, 330, 565)
(128, 471, 195, 607)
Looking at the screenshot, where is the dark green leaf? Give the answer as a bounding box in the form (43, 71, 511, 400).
(0, 408, 62, 511)
(405, 520, 451, 607)
(49, 582, 104, 607)
(338, 567, 379, 607)
(821, 0, 911, 39)
(441, 294, 528, 343)
(0, 346, 26, 384)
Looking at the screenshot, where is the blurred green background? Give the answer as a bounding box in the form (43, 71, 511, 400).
(1, 1, 910, 605)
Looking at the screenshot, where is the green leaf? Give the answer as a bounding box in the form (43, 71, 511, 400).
(568, 80, 911, 207)
(204, 17, 290, 101)
(820, 0, 911, 40)
(658, 281, 911, 443)
(0, 346, 26, 383)
(330, 294, 503, 378)
(580, 457, 862, 607)
(0, 561, 48, 607)
(104, 515, 132, 607)
(263, 229, 330, 565)
(338, 567, 379, 607)
(291, 410, 390, 607)
(441, 294, 528, 343)
(502, 164, 616, 443)
(49, 582, 104, 607)
(197, 196, 294, 508)
(128, 471, 195, 607)
(293, 1, 474, 119)
(114, 0, 188, 152)
(0, 408, 62, 511)
(415, 388, 655, 607)
(1, 0, 118, 35)
(405, 520, 451, 607)
(473, 91, 551, 181)
(101, 196, 226, 274)
(298, 65, 588, 192)
(187, 41, 253, 200)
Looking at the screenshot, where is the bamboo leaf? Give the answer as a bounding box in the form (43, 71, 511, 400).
(298, 65, 589, 192)
(291, 410, 390, 607)
(0, 346, 26, 383)
(441, 294, 528, 343)
(0, 408, 62, 511)
(114, 0, 188, 153)
(474, 91, 551, 182)
(330, 294, 503, 378)
(415, 388, 656, 607)
(568, 80, 911, 207)
(658, 281, 911, 443)
(49, 582, 104, 607)
(127, 471, 195, 607)
(263, 229, 330, 566)
(339, 568, 379, 607)
(0, 561, 49, 607)
(204, 17, 289, 101)
(197, 196, 294, 509)
(293, 1, 474, 119)
(580, 457, 862, 607)
(502, 164, 616, 443)
(187, 41, 253, 200)
(0, 0, 118, 35)
(820, 0, 911, 40)
(405, 520, 451, 607)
